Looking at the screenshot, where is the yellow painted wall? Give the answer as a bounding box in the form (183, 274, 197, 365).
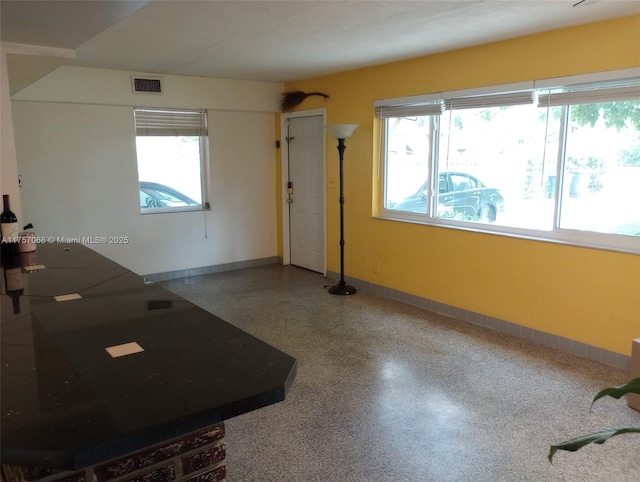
(282, 15, 640, 355)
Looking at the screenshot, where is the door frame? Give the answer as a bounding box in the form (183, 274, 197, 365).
(280, 108, 327, 275)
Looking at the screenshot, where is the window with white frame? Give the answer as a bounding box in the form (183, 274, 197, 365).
(377, 70, 640, 253)
(134, 107, 209, 213)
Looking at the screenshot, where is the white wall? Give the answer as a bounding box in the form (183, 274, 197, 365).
(12, 66, 281, 275)
(11, 66, 282, 112)
(1, 48, 23, 221)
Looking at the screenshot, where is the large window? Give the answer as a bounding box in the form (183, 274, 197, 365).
(134, 108, 209, 213)
(378, 71, 640, 253)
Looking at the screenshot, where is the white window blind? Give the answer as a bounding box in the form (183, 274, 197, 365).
(537, 84, 640, 108)
(444, 91, 536, 110)
(135, 108, 208, 136)
(375, 102, 444, 118)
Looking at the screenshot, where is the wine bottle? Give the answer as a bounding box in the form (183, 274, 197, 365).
(1, 194, 20, 266)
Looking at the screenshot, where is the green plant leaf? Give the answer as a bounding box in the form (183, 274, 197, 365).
(549, 427, 640, 463)
(591, 378, 640, 407)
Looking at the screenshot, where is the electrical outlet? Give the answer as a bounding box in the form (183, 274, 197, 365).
(373, 261, 380, 274)
(328, 176, 337, 189)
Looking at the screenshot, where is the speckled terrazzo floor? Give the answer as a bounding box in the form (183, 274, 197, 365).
(161, 265, 640, 482)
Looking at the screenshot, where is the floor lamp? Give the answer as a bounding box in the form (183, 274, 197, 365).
(326, 123, 359, 296)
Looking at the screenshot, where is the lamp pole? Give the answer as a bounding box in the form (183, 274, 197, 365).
(326, 124, 358, 296)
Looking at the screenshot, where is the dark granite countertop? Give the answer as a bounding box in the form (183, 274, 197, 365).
(1, 244, 296, 470)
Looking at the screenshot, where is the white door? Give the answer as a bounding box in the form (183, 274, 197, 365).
(287, 115, 325, 273)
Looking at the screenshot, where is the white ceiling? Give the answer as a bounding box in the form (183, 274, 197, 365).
(2, 0, 639, 88)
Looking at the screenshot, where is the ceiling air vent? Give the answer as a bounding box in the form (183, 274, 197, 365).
(131, 76, 163, 94)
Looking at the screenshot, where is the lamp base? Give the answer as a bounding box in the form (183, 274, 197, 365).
(328, 282, 356, 296)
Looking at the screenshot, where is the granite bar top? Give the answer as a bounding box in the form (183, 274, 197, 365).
(1, 244, 296, 470)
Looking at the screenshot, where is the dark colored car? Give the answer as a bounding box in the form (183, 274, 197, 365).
(392, 171, 505, 222)
(139, 181, 199, 209)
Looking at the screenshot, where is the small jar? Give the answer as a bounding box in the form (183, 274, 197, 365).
(18, 232, 37, 253)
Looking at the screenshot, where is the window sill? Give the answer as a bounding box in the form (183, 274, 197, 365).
(140, 205, 210, 215)
(372, 212, 640, 256)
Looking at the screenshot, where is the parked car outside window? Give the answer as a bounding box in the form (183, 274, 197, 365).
(139, 181, 199, 209)
(392, 171, 505, 222)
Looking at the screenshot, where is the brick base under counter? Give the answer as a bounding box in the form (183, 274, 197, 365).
(1, 424, 226, 482)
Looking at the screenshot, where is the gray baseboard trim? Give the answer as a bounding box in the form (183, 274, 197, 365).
(327, 271, 630, 371)
(144, 256, 279, 283)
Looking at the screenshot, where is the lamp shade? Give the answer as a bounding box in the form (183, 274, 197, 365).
(326, 124, 359, 140)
